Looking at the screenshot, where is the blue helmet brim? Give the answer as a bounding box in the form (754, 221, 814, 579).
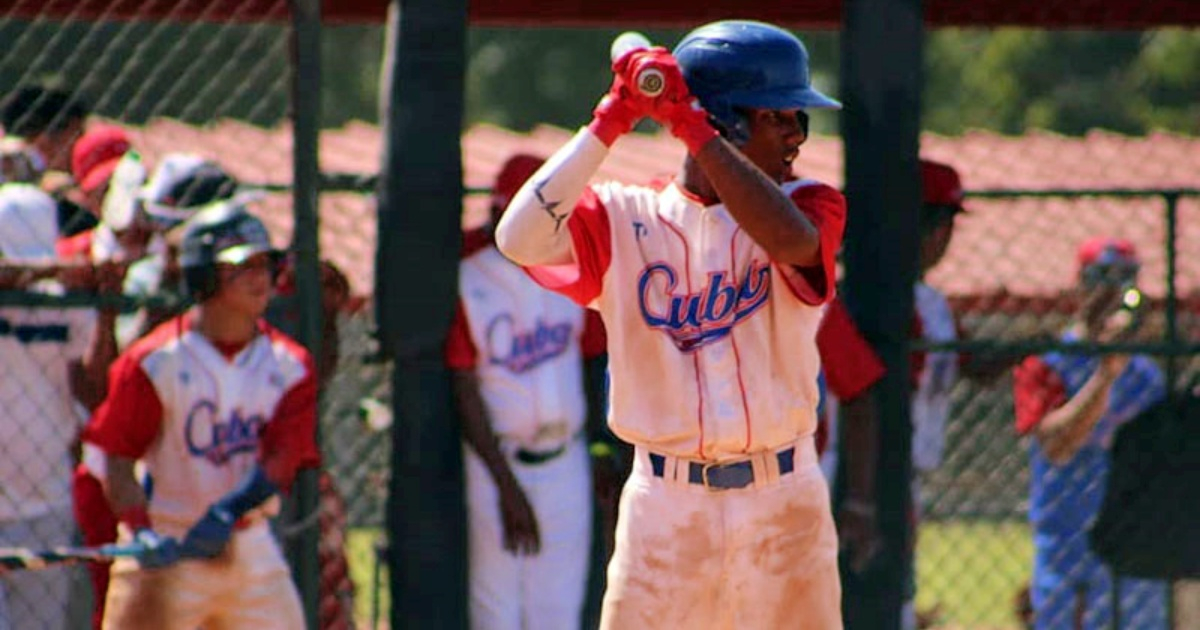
(721, 86, 842, 111)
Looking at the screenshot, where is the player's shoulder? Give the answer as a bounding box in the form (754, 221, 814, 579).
(784, 179, 845, 206)
(591, 179, 665, 210)
(259, 320, 316, 372)
(124, 314, 189, 360)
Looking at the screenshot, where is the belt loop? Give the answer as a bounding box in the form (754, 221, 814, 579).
(669, 455, 681, 483)
(749, 451, 768, 489)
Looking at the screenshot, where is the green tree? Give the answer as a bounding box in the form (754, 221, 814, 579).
(923, 29, 1200, 136)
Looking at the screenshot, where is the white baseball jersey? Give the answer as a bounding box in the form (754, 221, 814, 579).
(453, 245, 588, 451)
(527, 178, 845, 461)
(911, 281, 959, 472)
(0, 303, 95, 520)
(84, 314, 320, 538)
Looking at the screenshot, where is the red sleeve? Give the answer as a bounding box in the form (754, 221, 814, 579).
(773, 183, 846, 306)
(816, 297, 885, 402)
(444, 299, 478, 370)
(580, 309, 607, 359)
(83, 352, 164, 458)
(56, 230, 94, 260)
(1013, 356, 1067, 435)
(524, 188, 613, 306)
(259, 351, 321, 490)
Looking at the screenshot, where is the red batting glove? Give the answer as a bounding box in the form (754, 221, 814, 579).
(637, 51, 719, 155)
(587, 49, 658, 147)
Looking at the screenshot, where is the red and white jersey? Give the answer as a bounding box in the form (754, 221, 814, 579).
(0, 304, 95, 519)
(84, 314, 320, 537)
(445, 245, 606, 451)
(526, 179, 845, 460)
(911, 281, 959, 472)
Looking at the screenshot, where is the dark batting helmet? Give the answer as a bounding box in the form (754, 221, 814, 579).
(673, 20, 840, 144)
(179, 201, 276, 300)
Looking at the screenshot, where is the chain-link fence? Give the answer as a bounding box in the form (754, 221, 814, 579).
(913, 188, 1200, 629)
(2, 4, 1197, 630)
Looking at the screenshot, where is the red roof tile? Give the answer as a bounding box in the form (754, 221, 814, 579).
(118, 119, 1199, 301)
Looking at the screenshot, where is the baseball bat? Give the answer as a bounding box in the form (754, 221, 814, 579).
(0, 542, 145, 572)
(609, 31, 666, 97)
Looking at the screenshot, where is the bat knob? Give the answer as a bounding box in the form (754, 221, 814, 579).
(635, 68, 666, 97)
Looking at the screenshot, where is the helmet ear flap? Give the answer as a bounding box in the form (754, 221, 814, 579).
(704, 98, 751, 146)
(183, 233, 218, 301)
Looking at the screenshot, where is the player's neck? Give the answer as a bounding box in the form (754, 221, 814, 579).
(192, 303, 260, 347)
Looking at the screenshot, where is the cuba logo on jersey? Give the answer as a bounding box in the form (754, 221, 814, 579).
(486, 314, 573, 373)
(185, 400, 267, 465)
(638, 260, 771, 352)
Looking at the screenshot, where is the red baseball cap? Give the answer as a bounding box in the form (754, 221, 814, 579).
(1077, 237, 1139, 270)
(71, 125, 131, 193)
(491, 154, 546, 215)
(921, 159, 965, 210)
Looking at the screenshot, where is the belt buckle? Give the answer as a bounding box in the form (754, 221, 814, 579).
(700, 461, 719, 491)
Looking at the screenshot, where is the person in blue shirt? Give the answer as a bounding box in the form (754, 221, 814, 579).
(1013, 237, 1168, 629)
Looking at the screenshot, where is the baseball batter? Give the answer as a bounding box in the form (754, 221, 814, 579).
(84, 202, 320, 629)
(447, 154, 608, 629)
(496, 21, 845, 629)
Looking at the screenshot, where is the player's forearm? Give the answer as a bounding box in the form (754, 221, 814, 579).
(451, 371, 520, 489)
(74, 311, 119, 410)
(102, 455, 149, 517)
(1035, 365, 1116, 464)
(692, 140, 821, 266)
(494, 129, 608, 267)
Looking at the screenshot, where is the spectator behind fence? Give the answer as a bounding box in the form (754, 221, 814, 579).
(268, 254, 356, 630)
(69, 152, 240, 629)
(1013, 237, 1169, 629)
(84, 201, 320, 629)
(0, 83, 98, 237)
(0, 183, 116, 630)
(446, 153, 607, 630)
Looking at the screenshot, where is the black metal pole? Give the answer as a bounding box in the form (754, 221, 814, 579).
(286, 0, 323, 628)
(840, 0, 924, 627)
(377, 0, 469, 627)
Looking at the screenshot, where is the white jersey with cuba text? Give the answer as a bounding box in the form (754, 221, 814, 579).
(457, 245, 588, 452)
(528, 178, 846, 461)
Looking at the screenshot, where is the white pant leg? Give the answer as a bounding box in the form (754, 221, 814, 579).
(726, 464, 842, 630)
(465, 446, 524, 630)
(208, 524, 305, 630)
(519, 439, 592, 630)
(600, 454, 728, 630)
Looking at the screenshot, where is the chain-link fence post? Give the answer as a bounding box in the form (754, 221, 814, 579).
(285, 0, 323, 627)
(377, 0, 469, 628)
(840, 0, 924, 626)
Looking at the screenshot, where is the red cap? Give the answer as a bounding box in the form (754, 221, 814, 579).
(921, 159, 965, 210)
(1077, 237, 1138, 271)
(491, 154, 546, 216)
(71, 125, 131, 193)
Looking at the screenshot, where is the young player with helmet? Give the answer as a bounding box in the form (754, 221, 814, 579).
(496, 20, 845, 628)
(84, 202, 320, 629)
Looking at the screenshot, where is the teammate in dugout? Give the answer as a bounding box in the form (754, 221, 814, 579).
(0, 183, 115, 630)
(1014, 237, 1168, 629)
(496, 20, 846, 628)
(446, 153, 608, 630)
(84, 202, 320, 629)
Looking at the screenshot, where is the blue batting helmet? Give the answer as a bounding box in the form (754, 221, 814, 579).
(674, 21, 840, 144)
